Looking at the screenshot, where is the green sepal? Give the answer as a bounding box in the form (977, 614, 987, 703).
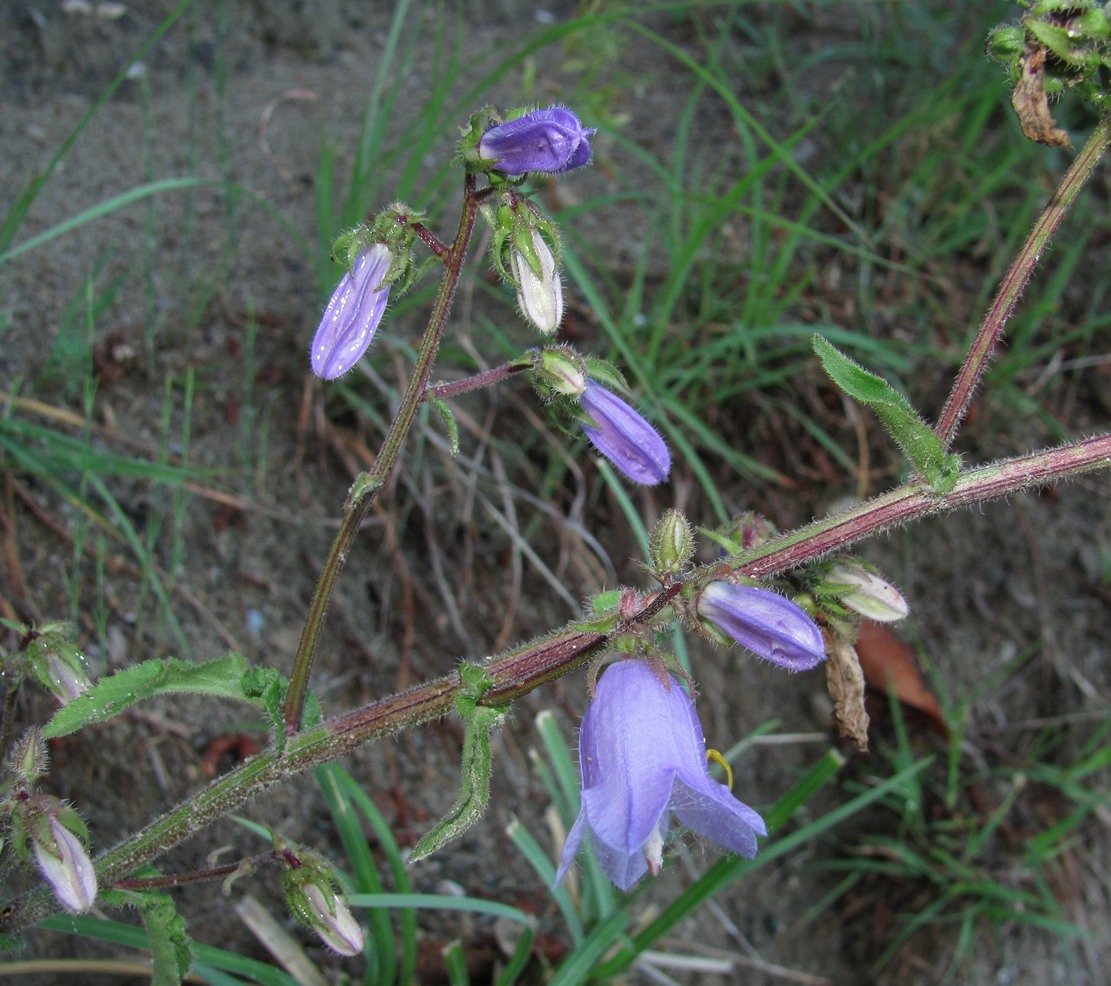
(409, 666, 507, 862)
(102, 881, 192, 986)
(428, 397, 461, 456)
(572, 590, 622, 634)
(812, 335, 960, 493)
(42, 653, 269, 739)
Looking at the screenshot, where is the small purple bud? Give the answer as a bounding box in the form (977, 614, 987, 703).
(310, 244, 392, 380)
(478, 107, 596, 175)
(33, 813, 97, 913)
(579, 381, 670, 485)
(555, 660, 766, 891)
(698, 582, 826, 671)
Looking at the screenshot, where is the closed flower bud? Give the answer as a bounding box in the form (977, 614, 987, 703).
(26, 627, 91, 706)
(300, 883, 364, 957)
(650, 509, 694, 576)
(826, 563, 909, 623)
(510, 227, 563, 334)
(285, 862, 364, 957)
(478, 106, 595, 175)
(555, 660, 766, 891)
(32, 812, 97, 913)
(697, 582, 826, 671)
(533, 347, 587, 398)
(578, 381, 670, 485)
(310, 244, 392, 379)
(8, 727, 49, 782)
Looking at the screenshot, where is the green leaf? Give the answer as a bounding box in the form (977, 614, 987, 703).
(812, 335, 960, 493)
(429, 396, 461, 456)
(409, 702, 507, 862)
(44, 653, 257, 738)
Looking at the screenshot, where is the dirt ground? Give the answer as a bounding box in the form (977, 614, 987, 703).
(2, 1, 1110, 984)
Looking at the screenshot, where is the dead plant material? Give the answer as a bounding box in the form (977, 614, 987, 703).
(855, 620, 947, 738)
(1011, 44, 1072, 149)
(824, 628, 870, 752)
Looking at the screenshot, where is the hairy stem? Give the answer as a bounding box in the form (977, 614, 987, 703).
(4, 431, 1108, 937)
(935, 113, 1111, 449)
(283, 175, 481, 735)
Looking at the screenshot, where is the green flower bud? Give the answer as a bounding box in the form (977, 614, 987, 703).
(649, 509, 695, 577)
(531, 346, 587, 399)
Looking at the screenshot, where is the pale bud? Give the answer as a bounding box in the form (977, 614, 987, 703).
(510, 227, 563, 335)
(827, 563, 909, 623)
(32, 812, 97, 913)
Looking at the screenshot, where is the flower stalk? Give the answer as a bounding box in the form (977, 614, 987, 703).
(3, 431, 1109, 938)
(283, 174, 485, 736)
(935, 112, 1111, 448)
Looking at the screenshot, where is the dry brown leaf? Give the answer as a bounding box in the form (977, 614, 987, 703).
(824, 629, 870, 752)
(1012, 44, 1072, 148)
(855, 620, 947, 737)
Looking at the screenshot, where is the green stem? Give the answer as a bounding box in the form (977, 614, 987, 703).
(282, 174, 481, 736)
(4, 431, 1108, 938)
(935, 113, 1111, 449)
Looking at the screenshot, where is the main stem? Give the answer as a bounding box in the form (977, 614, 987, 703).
(4, 432, 1109, 937)
(283, 175, 481, 735)
(935, 114, 1111, 449)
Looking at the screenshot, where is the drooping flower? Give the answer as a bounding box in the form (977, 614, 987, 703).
(32, 813, 97, 913)
(697, 582, 826, 671)
(310, 244, 392, 379)
(478, 107, 595, 175)
(555, 660, 766, 891)
(510, 227, 563, 334)
(579, 381, 670, 485)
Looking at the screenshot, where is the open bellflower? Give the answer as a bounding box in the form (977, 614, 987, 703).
(698, 582, 826, 670)
(579, 381, 670, 485)
(310, 244, 392, 379)
(478, 107, 595, 175)
(555, 660, 766, 891)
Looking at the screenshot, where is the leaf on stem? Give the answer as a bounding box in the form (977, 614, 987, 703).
(410, 670, 509, 863)
(43, 653, 269, 739)
(812, 335, 961, 493)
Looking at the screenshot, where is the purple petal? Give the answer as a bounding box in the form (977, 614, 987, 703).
(670, 778, 765, 860)
(310, 244, 392, 379)
(577, 662, 678, 855)
(698, 582, 826, 670)
(478, 107, 595, 175)
(579, 382, 671, 485)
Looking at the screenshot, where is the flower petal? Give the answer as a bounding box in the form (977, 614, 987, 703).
(670, 777, 766, 860)
(698, 582, 826, 670)
(478, 106, 595, 175)
(579, 382, 671, 485)
(310, 244, 392, 379)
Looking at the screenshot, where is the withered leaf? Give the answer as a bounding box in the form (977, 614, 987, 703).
(1012, 44, 1072, 149)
